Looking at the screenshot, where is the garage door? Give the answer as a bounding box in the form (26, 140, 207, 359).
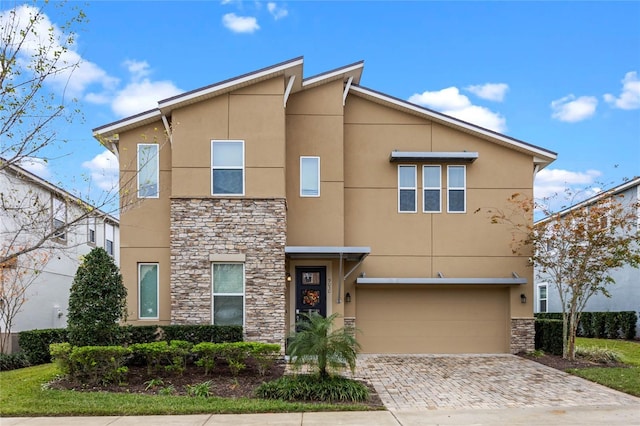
(356, 286, 510, 353)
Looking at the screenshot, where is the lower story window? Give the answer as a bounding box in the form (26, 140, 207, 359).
(139, 263, 159, 319)
(212, 263, 244, 326)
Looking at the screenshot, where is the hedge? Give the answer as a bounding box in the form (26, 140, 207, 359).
(534, 319, 563, 355)
(535, 311, 637, 340)
(19, 324, 242, 367)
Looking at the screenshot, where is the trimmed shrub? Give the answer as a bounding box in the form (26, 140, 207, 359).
(159, 325, 242, 344)
(249, 343, 280, 376)
(535, 319, 563, 355)
(49, 342, 73, 375)
(18, 328, 68, 365)
(119, 325, 158, 345)
(53, 345, 131, 385)
(536, 311, 637, 340)
(0, 352, 30, 371)
(256, 374, 369, 402)
(192, 342, 224, 375)
(619, 311, 638, 340)
(129, 340, 192, 375)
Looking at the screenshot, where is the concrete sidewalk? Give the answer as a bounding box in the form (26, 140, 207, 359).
(3, 405, 640, 426)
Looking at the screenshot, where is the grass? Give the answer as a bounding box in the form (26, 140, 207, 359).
(568, 338, 640, 397)
(0, 364, 376, 417)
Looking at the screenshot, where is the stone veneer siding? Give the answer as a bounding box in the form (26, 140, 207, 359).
(510, 317, 535, 354)
(170, 198, 286, 346)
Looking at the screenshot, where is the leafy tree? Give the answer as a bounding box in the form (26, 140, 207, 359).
(67, 247, 127, 346)
(483, 189, 640, 360)
(288, 312, 360, 380)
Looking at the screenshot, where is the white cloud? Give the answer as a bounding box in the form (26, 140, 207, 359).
(110, 61, 182, 117)
(534, 168, 602, 199)
(222, 13, 260, 33)
(604, 71, 640, 110)
(81, 150, 119, 191)
(18, 157, 51, 179)
(550, 95, 598, 122)
(0, 5, 118, 99)
(466, 83, 509, 102)
(409, 87, 507, 132)
(267, 2, 288, 20)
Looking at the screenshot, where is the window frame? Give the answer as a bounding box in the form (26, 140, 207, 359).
(300, 156, 320, 197)
(422, 165, 442, 213)
(398, 165, 417, 213)
(538, 283, 548, 313)
(105, 223, 114, 256)
(137, 143, 160, 199)
(52, 197, 67, 241)
(87, 217, 96, 245)
(211, 263, 245, 326)
(447, 165, 467, 213)
(138, 263, 159, 320)
(211, 140, 245, 196)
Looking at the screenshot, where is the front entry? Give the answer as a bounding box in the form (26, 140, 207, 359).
(295, 266, 327, 329)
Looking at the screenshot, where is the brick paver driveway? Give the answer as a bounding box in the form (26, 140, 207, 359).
(353, 354, 640, 411)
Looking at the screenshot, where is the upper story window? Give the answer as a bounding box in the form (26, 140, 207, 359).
(423, 165, 441, 213)
(88, 217, 96, 244)
(398, 165, 417, 213)
(212, 140, 244, 196)
(52, 197, 67, 241)
(447, 165, 466, 213)
(105, 223, 114, 256)
(137, 144, 159, 198)
(538, 284, 548, 313)
(300, 156, 320, 197)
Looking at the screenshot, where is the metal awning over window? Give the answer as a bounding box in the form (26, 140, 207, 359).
(389, 151, 479, 163)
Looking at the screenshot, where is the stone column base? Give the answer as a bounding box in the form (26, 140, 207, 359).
(510, 317, 535, 354)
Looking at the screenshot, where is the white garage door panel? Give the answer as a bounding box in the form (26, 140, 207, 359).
(356, 287, 509, 353)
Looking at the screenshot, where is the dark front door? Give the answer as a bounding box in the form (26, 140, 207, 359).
(295, 266, 327, 328)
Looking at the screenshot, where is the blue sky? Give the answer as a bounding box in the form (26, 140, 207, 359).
(4, 1, 639, 215)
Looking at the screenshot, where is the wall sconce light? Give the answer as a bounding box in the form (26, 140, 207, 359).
(520, 293, 527, 304)
(345, 292, 351, 303)
(286, 273, 292, 282)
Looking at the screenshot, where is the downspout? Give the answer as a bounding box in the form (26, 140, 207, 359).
(337, 252, 343, 304)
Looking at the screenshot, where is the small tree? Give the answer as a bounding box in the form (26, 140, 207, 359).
(288, 312, 360, 380)
(483, 189, 640, 360)
(67, 247, 126, 346)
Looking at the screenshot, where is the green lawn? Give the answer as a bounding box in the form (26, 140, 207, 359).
(569, 338, 640, 397)
(0, 364, 376, 417)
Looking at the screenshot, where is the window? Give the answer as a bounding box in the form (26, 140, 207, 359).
(137, 144, 159, 198)
(398, 165, 417, 213)
(447, 165, 466, 213)
(300, 156, 320, 197)
(88, 218, 96, 244)
(212, 140, 244, 195)
(139, 263, 159, 319)
(105, 223, 114, 256)
(538, 284, 548, 313)
(212, 263, 244, 326)
(423, 165, 441, 213)
(52, 198, 66, 240)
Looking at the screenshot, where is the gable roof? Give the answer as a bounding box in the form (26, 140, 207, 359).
(93, 57, 556, 168)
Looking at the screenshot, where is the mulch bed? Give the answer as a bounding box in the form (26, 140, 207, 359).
(48, 358, 384, 408)
(518, 352, 629, 371)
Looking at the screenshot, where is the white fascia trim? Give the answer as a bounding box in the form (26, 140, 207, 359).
(350, 85, 557, 162)
(302, 62, 364, 87)
(160, 58, 304, 110)
(93, 109, 162, 138)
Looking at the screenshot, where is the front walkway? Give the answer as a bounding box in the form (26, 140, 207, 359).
(352, 354, 640, 411)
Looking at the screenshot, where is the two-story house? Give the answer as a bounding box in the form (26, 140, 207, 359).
(0, 162, 119, 353)
(535, 177, 640, 337)
(93, 57, 556, 354)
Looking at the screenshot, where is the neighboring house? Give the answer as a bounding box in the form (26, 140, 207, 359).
(534, 177, 640, 337)
(0, 162, 119, 352)
(93, 57, 556, 354)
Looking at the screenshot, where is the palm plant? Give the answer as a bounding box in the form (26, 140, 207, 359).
(288, 312, 360, 380)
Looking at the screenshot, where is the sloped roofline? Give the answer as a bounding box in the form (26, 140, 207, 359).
(349, 85, 557, 168)
(1, 160, 119, 224)
(535, 176, 640, 224)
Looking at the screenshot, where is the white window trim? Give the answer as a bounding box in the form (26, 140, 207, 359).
(537, 283, 548, 313)
(423, 165, 442, 213)
(137, 143, 160, 199)
(447, 165, 466, 213)
(398, 165, 417, 213)
(211, 263, 245, 327)
(138, 263, 159, 320)
(211, 140, 245, 196)
(300, 156, 320, 197)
